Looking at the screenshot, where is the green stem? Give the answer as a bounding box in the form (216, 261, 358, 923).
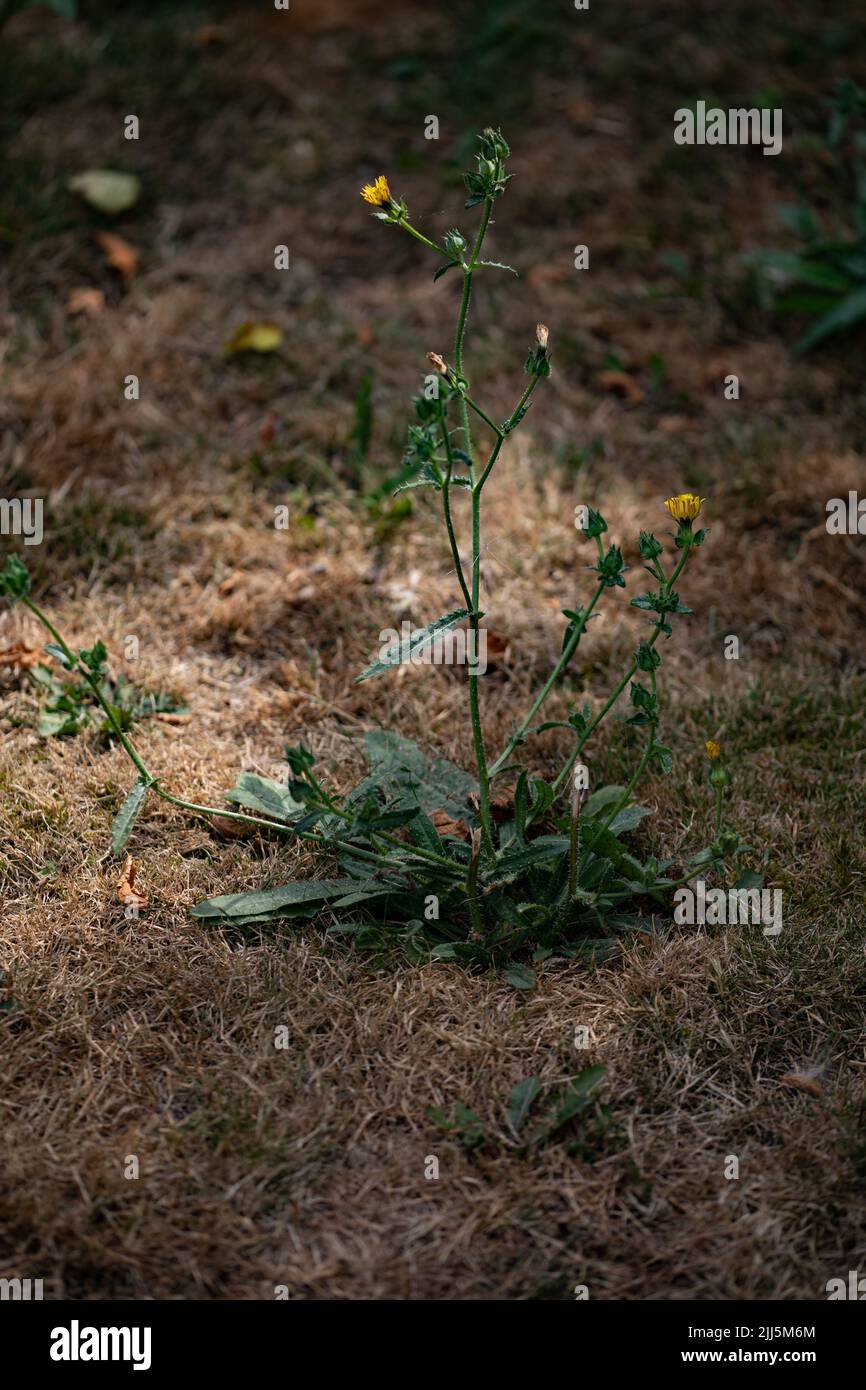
(553, 540, 694, 796)
(22, 595, 460, 877)
(438, 401, 473, 614)
(398, 217, 452, 260)
(461, 390, 504, 441)
(450, 197, 496, 861)
(490, 579, 607, 777)
(568, 802, 580, 900)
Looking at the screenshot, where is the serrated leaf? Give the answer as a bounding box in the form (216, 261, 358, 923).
(111, 779, 149, 856)
(356, 608, 472, 682)
(507, 1075, 541, 1133)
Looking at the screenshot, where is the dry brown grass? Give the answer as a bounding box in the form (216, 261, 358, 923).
(1, 0, 865, 1299)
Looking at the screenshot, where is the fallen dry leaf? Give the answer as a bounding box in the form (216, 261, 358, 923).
(210, 814, 253, 839)
(67, 287, 106, 317)
(597, 370, 645, 405)
(94, 230, 139, 282)
(116, 854, 149, 911)
(779, 1072, 823, 1098)
(431, 809, 470, 841)
(224, 321, 283, 355)
(0, 643, 42, 671)
(154, 711, 191, 725)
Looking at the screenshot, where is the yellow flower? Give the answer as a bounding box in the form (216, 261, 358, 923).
(705, 739, 721, 760)
(664, 492, 705, 524)
(360, 175, 392, 207)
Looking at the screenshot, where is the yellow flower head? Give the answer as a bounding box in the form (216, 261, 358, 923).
(705, 739, 721, 760)
(665, 492, 705, 524)
(361, 175, 392, 207)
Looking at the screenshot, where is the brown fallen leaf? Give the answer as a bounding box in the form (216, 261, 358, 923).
(210, 814, 253, 839)
(779, 1071, 822, 1098)
(67, 287, 106, 317)
(431, 809, 470, 841)
(0, 643, 42, 671)
(116, 854, 149, 911)
(154, 711, 191, 725)
(94, 230, 139, 282)
(597, 369, 645, 405)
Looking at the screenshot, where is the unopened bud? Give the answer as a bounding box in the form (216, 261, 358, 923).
(536, 323, 549, 349)
(427, 352, 448, 375)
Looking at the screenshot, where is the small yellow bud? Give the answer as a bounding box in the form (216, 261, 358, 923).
(705, 739, 721, 760)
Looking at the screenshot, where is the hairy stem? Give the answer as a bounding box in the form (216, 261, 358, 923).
(490, 578, 607, 777)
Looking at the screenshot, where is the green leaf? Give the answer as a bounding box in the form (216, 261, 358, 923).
(754, 250, 852, 290)
(0, 555, 30, 599)
(433, 259, 461, 282)
(42, 642, 74, 669)
(734, 868, 765, 891)
(607, 804, 652, 836)
(527, 1065, 606, 1145)
(225, 772, 306, 823)
(111, 779, 149, 856)
(502, 962, 536, 990)
(190, 878, 361, 922)
(507, 1075, 541, 1133)
(359, 729, 477, 818)
(582, 785, 627, 819)
(356, 608, 472, 682)
(495, 837, 568, 878)
(795, 286, 866, 352)
(428, 1101, 486, 1148)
